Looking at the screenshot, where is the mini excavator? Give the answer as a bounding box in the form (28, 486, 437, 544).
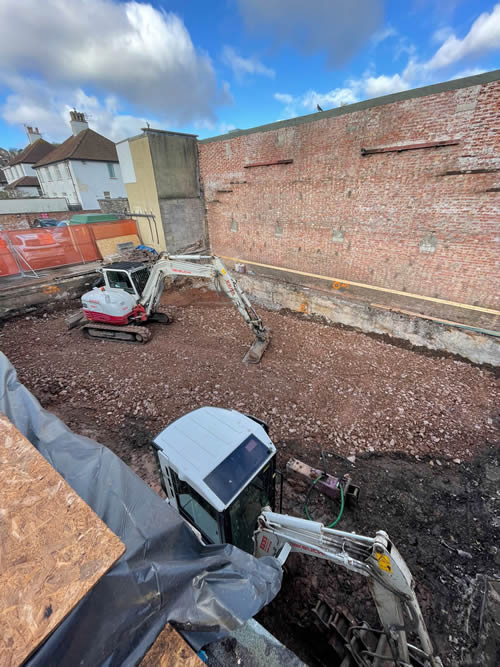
(154, 407, 443, 667)
(73, 254, 270, 363)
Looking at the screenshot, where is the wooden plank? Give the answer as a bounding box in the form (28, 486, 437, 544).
(218, 255, 500, 316)
(0, 414, 125, 666)
(361, 139, 459, 155)
(441, 167, 500, 175)
(244, 159, 293, 168)
(96, 234, 140, 260)
(140, 624, 203, 667)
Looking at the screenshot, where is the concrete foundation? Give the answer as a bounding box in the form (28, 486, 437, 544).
(237, 273, 500, 366)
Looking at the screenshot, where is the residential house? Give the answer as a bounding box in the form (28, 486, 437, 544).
(2, 127, 53, 197)
(34, 111, 126, 209)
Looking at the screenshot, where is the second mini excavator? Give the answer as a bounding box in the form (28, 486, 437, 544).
(73, 254, 271, 363)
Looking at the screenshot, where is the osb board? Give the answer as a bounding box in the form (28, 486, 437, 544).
(0, 414, 125, 666)
(96, 234, 140, 260)
(140, 624, 203, 667)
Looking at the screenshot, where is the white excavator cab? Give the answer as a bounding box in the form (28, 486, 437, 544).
(101, 261, 152, 297)
(153, 407, 277, 553)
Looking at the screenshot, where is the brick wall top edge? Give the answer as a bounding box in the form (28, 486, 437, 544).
(199, 70, 500, 145)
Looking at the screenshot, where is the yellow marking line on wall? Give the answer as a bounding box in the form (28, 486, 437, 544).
(219, 256, 500, 316)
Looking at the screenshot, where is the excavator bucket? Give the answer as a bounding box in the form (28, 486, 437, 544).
(243, 328, 271, 364)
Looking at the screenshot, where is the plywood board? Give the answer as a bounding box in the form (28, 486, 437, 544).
(96, 234, 140, 260)
(140, 624, 203, 667)
(0, 414, 125, 666)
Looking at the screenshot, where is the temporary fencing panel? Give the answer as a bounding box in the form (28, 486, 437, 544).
(0, 220, 139, 276)
(0, 237, 19, 277)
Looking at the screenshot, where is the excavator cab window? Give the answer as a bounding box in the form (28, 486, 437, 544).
(169, 469, 224, 544)
(130, 267, 151, 296)
(104, 270, 136, 295)
(224, 458, 276, 554)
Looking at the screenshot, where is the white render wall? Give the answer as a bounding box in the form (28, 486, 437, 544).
(4, 163, 35, 183)
(37, 161, 79, 205)
(70, 160, 126, 209)
(116, 140, 136, 184)
(36, 160, 125, 208)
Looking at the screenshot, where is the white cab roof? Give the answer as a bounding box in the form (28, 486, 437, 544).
(153, 407, 276, 511)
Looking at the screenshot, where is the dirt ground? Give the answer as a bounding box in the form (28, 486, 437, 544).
(1, 286, 499, 666)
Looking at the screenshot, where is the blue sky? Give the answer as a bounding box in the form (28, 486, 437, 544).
(0, 0, 499, 148)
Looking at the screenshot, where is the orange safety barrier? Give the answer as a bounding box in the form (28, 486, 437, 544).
(0, 219, 139, 277)
(0, 236, 20, 277)
(89, 219, 138, 240)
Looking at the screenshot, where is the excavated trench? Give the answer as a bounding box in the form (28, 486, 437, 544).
(1, 286, 498, 665)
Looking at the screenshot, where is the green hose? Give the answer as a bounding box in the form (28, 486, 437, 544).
(304, 474, 345, 528)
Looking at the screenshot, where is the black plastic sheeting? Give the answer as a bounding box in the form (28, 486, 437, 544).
(0, 352, 282, 666)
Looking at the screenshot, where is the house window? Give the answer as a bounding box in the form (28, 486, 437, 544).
(103, 191, 111, 199)
(46, 167, 52, 182)
(64, 163, 71, 178)
(107, 163, 116, 178)
(37, 170, 44, 183)
(54, 165, 62, 180)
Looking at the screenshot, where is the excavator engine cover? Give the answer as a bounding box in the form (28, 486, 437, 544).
(82, 287, 137, 325)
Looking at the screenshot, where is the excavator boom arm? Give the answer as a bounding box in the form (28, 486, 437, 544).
(255, 510, 442, 666)
(138, 254, 270, 363)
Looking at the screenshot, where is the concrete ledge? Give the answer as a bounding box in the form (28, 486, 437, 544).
(0, 271, 99, 320)
(238, 274, 500, 367)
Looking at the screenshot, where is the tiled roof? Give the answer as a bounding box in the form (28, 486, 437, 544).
(34, 129, 119, 167)
(8, 139, 55, 166)
(5, 175, 40, 189)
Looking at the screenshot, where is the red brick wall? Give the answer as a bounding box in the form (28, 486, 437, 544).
(199, 78, 500, 312)
(0, 209, 99, 232)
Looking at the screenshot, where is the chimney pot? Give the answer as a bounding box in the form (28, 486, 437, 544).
(26, 125, 41, 144)
(69, 109, 89, 136)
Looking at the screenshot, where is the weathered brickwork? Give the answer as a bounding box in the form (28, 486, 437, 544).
(199, 75, 500, 312)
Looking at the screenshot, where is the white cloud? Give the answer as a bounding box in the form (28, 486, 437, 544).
(393, 38, 416, 62)
(237, 0, 383, 67)
(426, 4, 500, 70)
(218, 122, 237, 134)
(274, 93, 294, 105)
(372, 26, 398, 45)
(273, 86, 359, 118)
(274, 73, 407, 118)
(302, 88, 359, 111)
(362, 73, 409, 97)
(0, 0, 231, 135)
(448, 67, 487, 80)
(222, 47, 275, 81)
(432, 26, 454, 44)
(1, 76, 162, 142)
